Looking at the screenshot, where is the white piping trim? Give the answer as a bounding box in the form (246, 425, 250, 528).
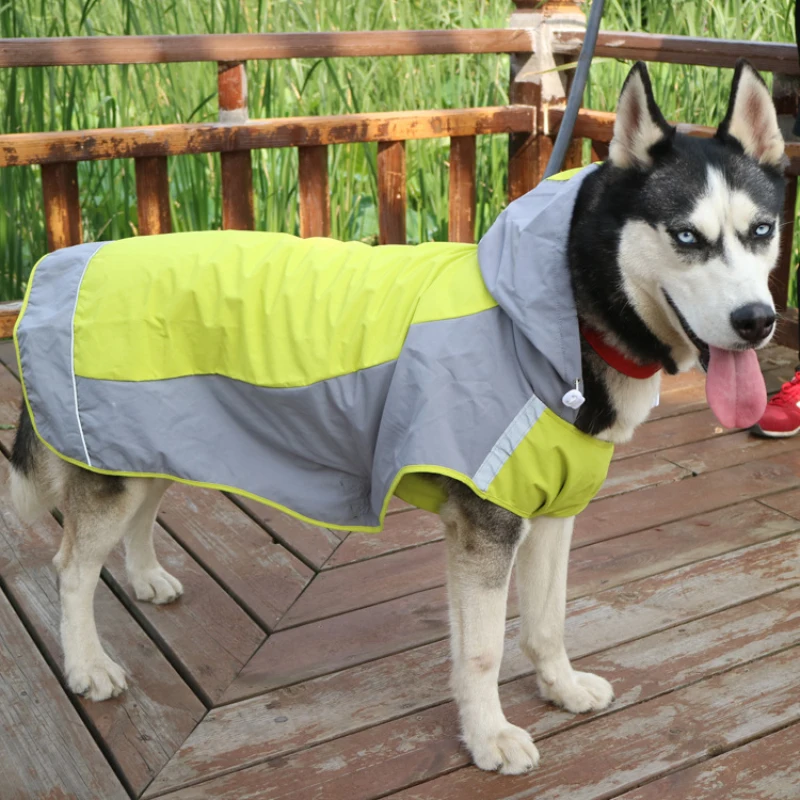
(472, 393, 546, 491)
(70, 247, 103, 467)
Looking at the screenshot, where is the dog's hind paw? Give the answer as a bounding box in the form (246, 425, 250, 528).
(66, 655, 127, 701)
(132, 567, 183, 604)
(538, 669, 614, 714)
(466, 723, 540, 775)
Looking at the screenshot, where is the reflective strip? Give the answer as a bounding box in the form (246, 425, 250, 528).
(472, 393, 546, 491)
(70, 248, 101, 467)
(15, 241, 107, 466)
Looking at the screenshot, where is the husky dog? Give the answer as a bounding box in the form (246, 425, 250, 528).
(9, 59, 786, 775)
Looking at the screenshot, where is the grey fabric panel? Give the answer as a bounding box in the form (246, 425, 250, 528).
(72, 308, 531, 529)
(472, 393, 546, 491)
(371, 307, 533, 512)
(77, 360, 396, 528)
(478, 165, 598, 422)
(16, 242, 108, 463)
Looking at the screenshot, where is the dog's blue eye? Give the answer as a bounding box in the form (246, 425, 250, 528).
(754, 223, 772, 237)
(676, 230, 696, 245)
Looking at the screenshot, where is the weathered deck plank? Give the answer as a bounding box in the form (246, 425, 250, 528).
(646, 368, 707, 420)
(1, 361, 266, 706)
(323, 509, 442, 568)
(0, 361, 21, 453)
(276, 539, 446, 629)
(614, 407, 731, 460)
(103, 522, 266, 705)
(0, 340, 18, 374)
(595, 451, 690, 499)
(0, 457, 206, 796)
(281, 451, 800, 629)
(144, 533, 800, 794)
(231, 494, 343, 570)
(158, 483, 313, 630)
(616, 721, 800, 799)
(575, 449, 800, 547)
(0, 588, 129, 800)
(387, 496, 414, 514)
(760, 485, 800, 518)
(662, 427, 800, 474)
(152, 586, 800, 799)
(221, 584, 449, 701)
(223, 500, 797, 700)
(386, 646, 800, 800)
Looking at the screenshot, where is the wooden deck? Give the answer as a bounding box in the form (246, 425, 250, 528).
(1, 336, 800, 799)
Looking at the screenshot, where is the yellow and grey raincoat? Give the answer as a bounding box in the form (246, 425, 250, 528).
(14, 166, 612, 532)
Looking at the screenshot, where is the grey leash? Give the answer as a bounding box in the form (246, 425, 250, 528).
(542, 0, 606, 179)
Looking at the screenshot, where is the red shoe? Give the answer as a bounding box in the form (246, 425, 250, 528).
(751, 371, 800, 437)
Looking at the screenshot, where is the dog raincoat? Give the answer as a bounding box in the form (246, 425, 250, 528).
(14, 165, 612, 532)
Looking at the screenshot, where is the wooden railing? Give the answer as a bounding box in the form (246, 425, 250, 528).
(0, 27, 544, 338)
(0, 29, 534, 66)
(554, 31, 800, 75)
(1, 1, 799, 351)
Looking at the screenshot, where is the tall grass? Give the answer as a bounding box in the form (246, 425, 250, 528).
(0, 0, 796, 300)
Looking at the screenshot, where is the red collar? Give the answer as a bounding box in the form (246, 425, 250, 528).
(580, 324, 662, 380)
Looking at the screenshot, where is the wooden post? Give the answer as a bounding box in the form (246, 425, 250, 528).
(377, 140, 406, 244)
(41, 162, 82, 250)
(508, 0, 586, 199)
(0, 302, 22, 339)
(590, 139, 609, 163)
(771, 73, 800, 352)
(449, 136, 476, 243)
(135, 156, 172, 235)
(298, 145, 331, 238)
(218, 61, 255, 230)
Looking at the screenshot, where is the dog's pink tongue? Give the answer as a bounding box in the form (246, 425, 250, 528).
(705, 346, 766, 429)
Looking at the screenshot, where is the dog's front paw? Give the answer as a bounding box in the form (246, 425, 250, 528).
(465, 723, 540, 775)
(66, 655, 127, 701)
(538, 669, 614, 714)
(131, 567, 183, 604)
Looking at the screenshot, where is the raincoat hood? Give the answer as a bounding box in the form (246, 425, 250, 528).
(479, 164, 597, 420)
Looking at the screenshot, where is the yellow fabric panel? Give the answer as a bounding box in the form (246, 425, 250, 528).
(395, 409, 612, 520)
(72, 232, 496, 388)
(546, 166, 587, 182)
(487, 408, 613, 518)
(394, 472, 448, 514)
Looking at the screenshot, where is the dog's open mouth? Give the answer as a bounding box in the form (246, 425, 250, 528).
(664, 292, 710, 372)
(663, 290, 767, 430)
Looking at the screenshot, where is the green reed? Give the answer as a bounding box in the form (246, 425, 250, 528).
(0, 0, 795, 301)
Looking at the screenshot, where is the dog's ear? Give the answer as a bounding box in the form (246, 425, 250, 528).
(716, 59, 785, 169)
(609, 62, 673, 169)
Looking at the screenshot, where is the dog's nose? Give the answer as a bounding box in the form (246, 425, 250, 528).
(730, 303, 776, 343)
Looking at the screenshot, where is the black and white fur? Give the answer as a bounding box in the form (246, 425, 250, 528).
(9, 60, 786, 774)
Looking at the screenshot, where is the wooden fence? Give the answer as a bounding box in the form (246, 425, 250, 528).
(1, 1, 799, 350)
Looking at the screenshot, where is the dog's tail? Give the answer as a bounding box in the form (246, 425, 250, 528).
(9, 404, 59, 522)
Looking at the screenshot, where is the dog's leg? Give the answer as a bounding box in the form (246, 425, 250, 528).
(444, 497, 538, 775)
(55, 473, 142, 701)
(516, 515, 614, 713)
(123, 478, 182, 604)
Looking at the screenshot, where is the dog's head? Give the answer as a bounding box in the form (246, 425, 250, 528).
(607, 60, 786, 427)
